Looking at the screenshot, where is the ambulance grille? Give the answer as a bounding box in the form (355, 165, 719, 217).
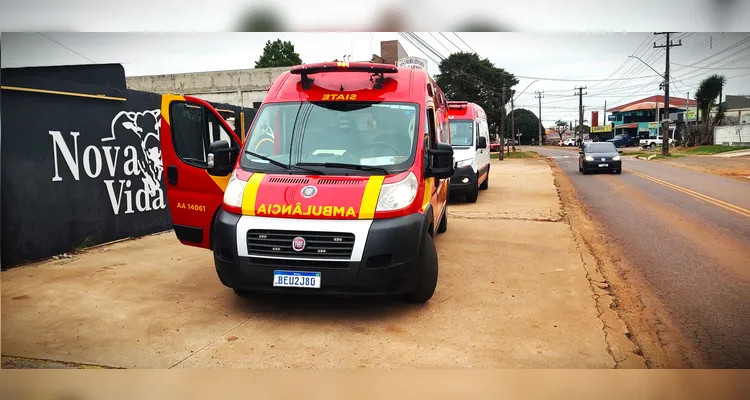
(268, 177, 311, 184)
(246, 230, 355, 259)
(317, 179, 363, 185)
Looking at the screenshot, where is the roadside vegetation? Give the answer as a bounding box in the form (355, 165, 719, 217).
(680, 145, 750, 155)
(491, 151, 538, 159)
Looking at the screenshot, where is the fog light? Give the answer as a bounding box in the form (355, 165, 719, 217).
(462, 177, 469, 183)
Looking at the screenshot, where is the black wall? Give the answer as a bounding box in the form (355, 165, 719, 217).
(1, 64, 257, 268)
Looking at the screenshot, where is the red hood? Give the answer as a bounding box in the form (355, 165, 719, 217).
(242, 173, 384, 220)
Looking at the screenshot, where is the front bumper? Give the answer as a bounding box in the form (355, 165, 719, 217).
(582, 160, 622, 171)
(212, 209, 430, 296)
(449, 165, 476, 194)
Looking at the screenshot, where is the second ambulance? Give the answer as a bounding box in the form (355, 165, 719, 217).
(159, 61, 456, 303)
(447, 101, 490, 203)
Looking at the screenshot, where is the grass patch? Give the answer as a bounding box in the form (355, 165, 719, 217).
(491, 151, 537, 159)
(651, 154, 686, 159)
(680, 145, 750, 155)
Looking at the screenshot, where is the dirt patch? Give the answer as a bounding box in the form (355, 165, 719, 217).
(547, 159, 703, 368)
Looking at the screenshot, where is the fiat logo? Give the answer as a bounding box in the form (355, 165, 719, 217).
(292, 237, 306, 252)
(601, 158, 606, 161)
(301, 185, 318, 199)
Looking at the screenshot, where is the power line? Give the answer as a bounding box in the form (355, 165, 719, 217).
(439, 33, 464, 53)
(37, 32, 95, 63)
(452, 33, 477, 53)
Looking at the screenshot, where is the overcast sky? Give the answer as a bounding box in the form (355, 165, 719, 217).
(3, 32, 749, 127)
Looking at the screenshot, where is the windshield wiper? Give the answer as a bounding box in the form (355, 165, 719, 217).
(295, 162, 389, 175)
(244, 150, 323, 175)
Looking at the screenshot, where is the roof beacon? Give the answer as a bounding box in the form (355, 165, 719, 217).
(290, 62, 399, 90)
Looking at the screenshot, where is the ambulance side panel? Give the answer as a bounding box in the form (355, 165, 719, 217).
(160, 95, 242, 249)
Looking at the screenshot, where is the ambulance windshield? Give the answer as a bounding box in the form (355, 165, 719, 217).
(241, 101, 419, 175)
(449, 120, 474, 147)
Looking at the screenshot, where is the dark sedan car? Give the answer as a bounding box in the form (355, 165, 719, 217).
(606, 134, 632, 148)
(579, 142, 623, 174)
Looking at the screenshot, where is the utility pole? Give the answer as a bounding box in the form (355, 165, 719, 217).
(575, 86, 587, 145)
(499, 83, 506, 160)
(511, 95, 516, 153)
(603, 100, 607, 130)
(535, 91, 544, 146)
(654, 32, 682, 156)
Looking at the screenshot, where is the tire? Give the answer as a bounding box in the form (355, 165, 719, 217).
(407, 233, 439, 303)
(649, 142, 656, 149)
(615, 169, 622, 174)
(582, 167, 589, 175)
(479, 168, 489, 190)
(437, 205, 448, 234)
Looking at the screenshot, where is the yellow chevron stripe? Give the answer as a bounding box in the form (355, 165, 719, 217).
(358, 176, 385, 219)
(421, 177, 434, 211)
(208, 174, 231, 192)
(241, 173, 266, 216)
(160, 94, 185, 125)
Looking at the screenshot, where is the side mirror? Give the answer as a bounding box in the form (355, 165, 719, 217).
(428, 142, 455, 180)
(207, 140, 238, 176)
(477, 136, 488, 149)
(618, 151, 623, 154)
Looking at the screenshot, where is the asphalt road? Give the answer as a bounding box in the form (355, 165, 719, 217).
(536, 146, 750, 368)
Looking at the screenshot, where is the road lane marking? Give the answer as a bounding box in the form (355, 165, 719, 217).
(624, 168, 750, 218)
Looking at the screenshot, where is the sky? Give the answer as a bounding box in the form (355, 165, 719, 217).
(3, 32, 750, 128)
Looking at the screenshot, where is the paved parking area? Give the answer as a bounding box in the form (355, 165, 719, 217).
(2, 158, 624, 368)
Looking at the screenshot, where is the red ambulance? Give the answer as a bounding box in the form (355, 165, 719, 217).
(159, 61, 456, 302)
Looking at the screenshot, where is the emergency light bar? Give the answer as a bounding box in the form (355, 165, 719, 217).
(290, 62, 399, 76)
(448, 101, 469, 109)
(291, 62, 399, 89)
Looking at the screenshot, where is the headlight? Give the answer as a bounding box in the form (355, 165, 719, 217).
(612, 156, 621, 161)
(456, 159, 472, 167)
(376, 172, 418, 212)
(223, 170, 247, 209)
(585, 156, 594, 161)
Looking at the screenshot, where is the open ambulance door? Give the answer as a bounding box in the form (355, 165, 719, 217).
(160, 95, 243, 249)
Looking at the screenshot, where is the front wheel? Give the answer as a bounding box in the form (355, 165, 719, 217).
(479, 169, 489, 190)
(437, 206, 448, 234)
(649, 142, 656, 148)
(407, 233, 439, 303)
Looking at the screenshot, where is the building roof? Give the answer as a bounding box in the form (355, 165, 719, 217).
(723, 94, 750, 110)
(607, 95, 696, 113)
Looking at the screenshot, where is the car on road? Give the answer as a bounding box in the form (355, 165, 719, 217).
(640, 135, 676, 149)
(607, 134, 632, 148)
(561, 138, 577, 146)
(579, 142, 623, 174)
(489, 142, 501, 152)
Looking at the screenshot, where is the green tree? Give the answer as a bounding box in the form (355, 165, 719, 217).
(505, 108, 541, 144)
(434, 52, 518, 138)
(255, 39, 302, 68)
(694, 74, 726, 145)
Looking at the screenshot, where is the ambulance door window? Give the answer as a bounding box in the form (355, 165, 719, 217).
(171, 103, 209, 166)
(208, 114, 237, 149)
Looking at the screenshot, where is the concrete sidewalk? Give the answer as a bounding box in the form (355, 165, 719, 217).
(712, 149, 750, 158)
(2, 158, 639, 369)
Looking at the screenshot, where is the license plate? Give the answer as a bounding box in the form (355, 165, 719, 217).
(273, 270, 321, 288)
(598, 163, 609, 167)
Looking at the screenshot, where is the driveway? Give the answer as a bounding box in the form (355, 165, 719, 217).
(2, 158, 629, 368)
